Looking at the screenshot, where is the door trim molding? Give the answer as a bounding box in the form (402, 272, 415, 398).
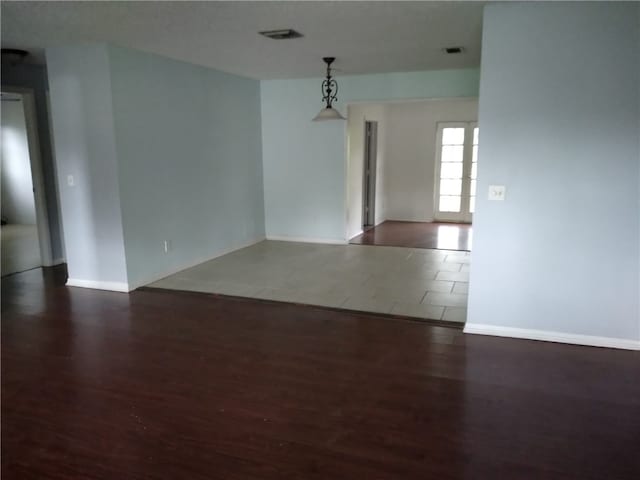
(362, 120, 378, 228)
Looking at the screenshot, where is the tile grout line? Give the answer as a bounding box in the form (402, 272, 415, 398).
(419, 290, 429, 304)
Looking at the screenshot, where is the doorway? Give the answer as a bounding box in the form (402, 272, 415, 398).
(1, 90, 51, 275)
(362, 121, 378, 228)
(434, 122, 478, 223)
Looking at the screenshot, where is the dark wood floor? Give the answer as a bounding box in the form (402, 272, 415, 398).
(2, 266, 639, 479)
(350, 221, 473, 251)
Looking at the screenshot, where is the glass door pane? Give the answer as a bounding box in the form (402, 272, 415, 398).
(438, 127, 464, 214)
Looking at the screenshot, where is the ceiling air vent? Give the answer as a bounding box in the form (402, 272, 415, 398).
(259, 29, 303, 40)
(443, 47, 465, 54)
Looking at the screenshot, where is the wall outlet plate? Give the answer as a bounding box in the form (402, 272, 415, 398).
(488, 185, 506, 201)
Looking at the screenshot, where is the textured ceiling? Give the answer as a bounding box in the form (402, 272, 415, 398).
(1, 1, 485, 79)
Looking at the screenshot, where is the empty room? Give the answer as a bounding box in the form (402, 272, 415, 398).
(2, 1, 639, 479)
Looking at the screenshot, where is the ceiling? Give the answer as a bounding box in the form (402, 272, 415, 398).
(1, 1, 485, 79)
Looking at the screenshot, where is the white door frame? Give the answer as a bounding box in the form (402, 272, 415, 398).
(362, 120, 378, 227)
(2, 86, 54, 266)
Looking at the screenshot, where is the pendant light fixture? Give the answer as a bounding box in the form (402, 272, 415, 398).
(312, 57, 346, 121)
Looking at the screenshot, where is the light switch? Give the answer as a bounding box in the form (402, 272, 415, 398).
(67, 175, 75, 187)
(488, 185, 506, 201)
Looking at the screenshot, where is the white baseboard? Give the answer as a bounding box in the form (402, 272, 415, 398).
(266, 235, 347, 245)
(129, 236, 266, 289)
(66, 278, 130, 293)
(463, 323, 640, 351)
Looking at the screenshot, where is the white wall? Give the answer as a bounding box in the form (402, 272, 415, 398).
(346, 103, 389, 239)
(47, 44, 265, 290)
(261, 69, 480, 243)
(467, 3, 640, 348)
(261, 79, 346, 243)
(108, 46, 265, 288)
(385, 99, 478, 222)
(47, 45, 129, 288)
(1, 96, 37, 225)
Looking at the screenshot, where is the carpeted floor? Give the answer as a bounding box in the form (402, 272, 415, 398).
(1, 224, 41, 276)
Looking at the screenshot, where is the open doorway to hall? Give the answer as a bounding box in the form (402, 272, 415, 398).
(346, 99, 478, 252)
(1, 92, 43, 275)
(351, 120, 477, 251)
(0, 86, 51, 277)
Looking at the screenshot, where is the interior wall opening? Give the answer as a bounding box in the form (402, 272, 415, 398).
(346, 98, 478, 252)
(1, 90, 52, 275)
(344, 97, 478, 324)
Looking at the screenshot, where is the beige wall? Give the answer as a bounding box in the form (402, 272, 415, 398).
(385, 98, 478, 222)
(346, 98, 478, 237)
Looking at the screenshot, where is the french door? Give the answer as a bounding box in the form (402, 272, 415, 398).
(434, 122, 478, 223)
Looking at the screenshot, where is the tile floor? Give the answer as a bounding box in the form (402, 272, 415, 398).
(148, 241, 470, 324)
